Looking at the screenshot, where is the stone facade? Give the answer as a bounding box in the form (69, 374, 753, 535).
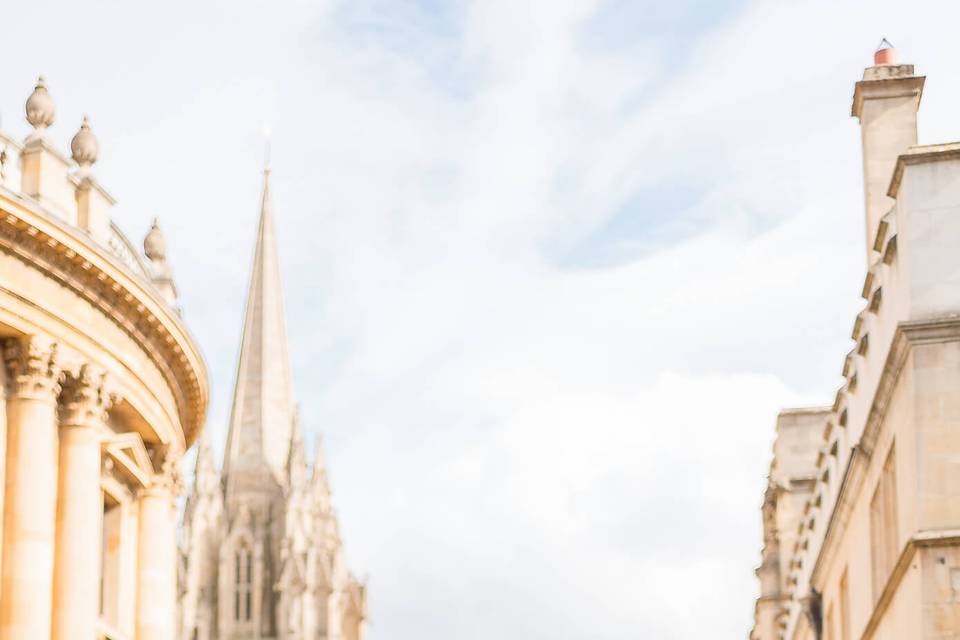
(751, 45, 960, 640)
(0, 77, 208, 640)
(177, 171, 367, 640)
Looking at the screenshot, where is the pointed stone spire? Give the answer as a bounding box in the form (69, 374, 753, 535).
(287, 407, 308, 491)
(310, 435, 333, 515)
(311, 436, 328, 484)
(223, 167, 297, 499)
(193, 430, 219, 496)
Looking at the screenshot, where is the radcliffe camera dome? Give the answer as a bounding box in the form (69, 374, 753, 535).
(70, 116, 98, 167)
(25, 76, 55, 130)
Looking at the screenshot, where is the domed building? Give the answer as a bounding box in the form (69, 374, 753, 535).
(0, 76, 207, 640)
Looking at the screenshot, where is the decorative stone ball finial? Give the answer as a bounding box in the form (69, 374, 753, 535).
(144, 218, 167, 262)
(25, 76, 55, 130)
(70, 115, 99, 168)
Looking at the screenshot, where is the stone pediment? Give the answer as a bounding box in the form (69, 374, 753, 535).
(102, 431, 154, 489)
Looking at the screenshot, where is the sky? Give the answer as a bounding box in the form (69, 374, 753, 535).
(3, 0, 960, 637)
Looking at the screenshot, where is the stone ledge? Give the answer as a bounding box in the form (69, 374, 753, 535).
(0, 189, 207, 447)
(887, 142, 960, 198)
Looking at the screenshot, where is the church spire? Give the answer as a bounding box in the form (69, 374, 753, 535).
(223, 167, 297, 496)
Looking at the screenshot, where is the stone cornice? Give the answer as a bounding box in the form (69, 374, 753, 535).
(75, 173, 117, 206)
(809, 317, 960, 589)
(860, 529, 960, 640)
(809, 444, 865, 591)
(21, 135, 72, 165)
(851, 72, 924, 119)
(887, 142, 960, 198)
(0, 186, 208, 446)
(778, 406, 832, 417)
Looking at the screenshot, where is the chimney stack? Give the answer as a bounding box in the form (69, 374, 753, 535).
(851, 40, 924, 266)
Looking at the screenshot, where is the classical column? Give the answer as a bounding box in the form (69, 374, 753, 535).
(0, 354, 7, 583)
(136, 455, 181, 640)
(0, 336, 62, 639)
(51, 365, 111, 640)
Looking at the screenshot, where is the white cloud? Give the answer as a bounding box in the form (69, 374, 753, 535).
(3, 0, 959, 637)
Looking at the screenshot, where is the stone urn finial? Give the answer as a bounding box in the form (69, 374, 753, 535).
(144, 218, 167, 262)
(70, 115, 99, 169)
(25, 76, 55, 132)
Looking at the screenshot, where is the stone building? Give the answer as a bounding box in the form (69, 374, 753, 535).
(751, 44, 960, 639)
(177, 169, 367, 640)
(0, 77, 208, 640)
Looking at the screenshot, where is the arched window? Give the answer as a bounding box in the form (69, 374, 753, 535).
(234, 546, 253, 622)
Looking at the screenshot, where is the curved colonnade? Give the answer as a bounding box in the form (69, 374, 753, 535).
(0, 78, 208, 640)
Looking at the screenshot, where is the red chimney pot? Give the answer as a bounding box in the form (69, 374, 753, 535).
(874, 39, 897, 65)
(874, 48, 896, 65)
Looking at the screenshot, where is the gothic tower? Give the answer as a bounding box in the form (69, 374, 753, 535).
(179, 169, 368, 640)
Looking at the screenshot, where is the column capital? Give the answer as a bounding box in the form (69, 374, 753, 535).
(160, 452, 186, 498)
(2, 335, 62, 400)
(59, 363, 114, 428)
(140, 451, 185, 500)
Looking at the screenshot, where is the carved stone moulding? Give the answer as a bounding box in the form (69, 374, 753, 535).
(0, 193, 207, 446)
(2, 334, 62, 400)
(59, 363, 114, 427)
